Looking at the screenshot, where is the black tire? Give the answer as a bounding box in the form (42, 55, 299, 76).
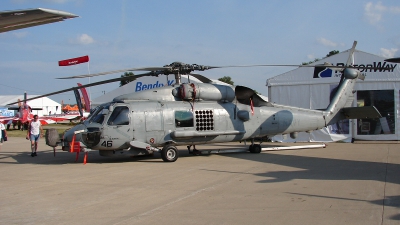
(249, 144, 261, 153)
(253, 144, 261, 153)
(45, 128, 60, 147)
(249, 144, 255, 153)
(161, 145, 179, 162)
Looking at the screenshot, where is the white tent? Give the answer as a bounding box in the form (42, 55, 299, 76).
(0, 95, 62, 117)
(267, 49, 400, 142)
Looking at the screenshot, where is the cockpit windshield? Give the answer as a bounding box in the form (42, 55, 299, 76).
(107, 106, 129, 125)
(89, 104, 110, 124)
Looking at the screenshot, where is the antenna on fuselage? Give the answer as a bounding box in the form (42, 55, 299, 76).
(175, 71, 181, 85)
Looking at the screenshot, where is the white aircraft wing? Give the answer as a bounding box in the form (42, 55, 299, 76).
(0, 8, 78, 33)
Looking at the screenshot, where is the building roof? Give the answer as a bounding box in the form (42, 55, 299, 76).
(267, 49, 400, 86)
(0, 95, 60, 107)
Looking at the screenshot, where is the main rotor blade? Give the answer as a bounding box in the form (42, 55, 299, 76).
(7, 72, 153, 105)
(346, 41, 357, 66)
(57, 66, 168, 79)
(385, 57, 400, 63)
(189, 73, 214, 83)
(57, 57, 386, 81)
(207, 64, 359, 69)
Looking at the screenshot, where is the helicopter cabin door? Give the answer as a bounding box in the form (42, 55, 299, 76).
(104, 105, 132, 149)
(145, 109, 164, 144)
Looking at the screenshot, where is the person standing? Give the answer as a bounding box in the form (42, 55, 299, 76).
(26, 115, 43, 157)
(0, 122, 6, 150)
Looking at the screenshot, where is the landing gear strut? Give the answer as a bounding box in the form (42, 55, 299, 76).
(187, 145, 202, 155)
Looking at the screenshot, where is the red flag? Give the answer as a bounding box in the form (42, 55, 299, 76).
(58, 55, 89, 66)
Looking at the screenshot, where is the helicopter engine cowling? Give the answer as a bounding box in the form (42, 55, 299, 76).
(176, 83, 235, 102)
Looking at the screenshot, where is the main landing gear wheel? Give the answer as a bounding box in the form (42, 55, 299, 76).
(161, 145, 179, 162)
(249, 144, 261, 153)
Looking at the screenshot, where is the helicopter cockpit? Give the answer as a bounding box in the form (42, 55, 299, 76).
(86, 103, 129, 126)
(80, 102, 132, 150)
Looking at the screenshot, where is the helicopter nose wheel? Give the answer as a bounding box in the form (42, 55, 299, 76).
(161, 144, 179, 162)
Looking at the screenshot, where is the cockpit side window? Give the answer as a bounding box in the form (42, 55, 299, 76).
(107, 106, 129, 125)
(175, 111, 193, 127)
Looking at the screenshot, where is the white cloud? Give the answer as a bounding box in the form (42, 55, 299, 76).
(317, 37, 339, 47)
(307, 54, 315, 60)
(364, 1, 400, 26)
(380, 48, 398, 58)
(69, 34, 94, 45)
(364, 2, 385, 25)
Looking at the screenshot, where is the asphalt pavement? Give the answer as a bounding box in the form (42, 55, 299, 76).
(0, 138, 399, 225)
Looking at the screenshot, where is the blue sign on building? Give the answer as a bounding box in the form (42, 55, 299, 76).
(0, 107, 14, 117)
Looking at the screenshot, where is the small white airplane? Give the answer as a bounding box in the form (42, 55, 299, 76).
(0, 8, 78, 33)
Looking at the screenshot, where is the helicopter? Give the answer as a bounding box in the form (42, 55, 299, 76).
(10, 41, 382, 163)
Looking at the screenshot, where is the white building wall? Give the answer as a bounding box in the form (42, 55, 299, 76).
(0, 95, 61, 117)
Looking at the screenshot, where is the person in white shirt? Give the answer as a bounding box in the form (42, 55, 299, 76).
(0, 122, 6, 150)
(26, 115, 43, 157)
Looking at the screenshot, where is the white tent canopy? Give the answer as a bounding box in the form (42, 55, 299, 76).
(267, 49, 400, 142)
(0, 95, 61, 117)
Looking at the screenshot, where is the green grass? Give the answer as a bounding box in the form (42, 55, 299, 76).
(6, 124, 73, 138)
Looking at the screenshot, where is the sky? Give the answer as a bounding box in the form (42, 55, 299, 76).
(1, 0, 400, 104)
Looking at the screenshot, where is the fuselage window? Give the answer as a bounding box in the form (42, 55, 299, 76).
(175, 111, 193, 127)
(107, 106, 130, 125)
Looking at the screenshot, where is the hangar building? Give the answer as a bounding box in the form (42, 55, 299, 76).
(267, 49, 400, 142)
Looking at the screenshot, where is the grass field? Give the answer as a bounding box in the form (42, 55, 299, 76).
(5, 124, 73, 138)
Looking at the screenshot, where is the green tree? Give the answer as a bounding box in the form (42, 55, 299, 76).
(326, 50, 339, 57)
(119, 72, 136, 87)
(218, 76, 234, 85)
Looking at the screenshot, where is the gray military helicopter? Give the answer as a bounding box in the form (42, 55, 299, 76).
(12, 41, 381, 163)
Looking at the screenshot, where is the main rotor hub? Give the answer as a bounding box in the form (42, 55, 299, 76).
(163, 62, 210, 75)
(161, 62, 211, 85)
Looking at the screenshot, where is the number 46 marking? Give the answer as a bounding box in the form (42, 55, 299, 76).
(101, 141, 113, 147)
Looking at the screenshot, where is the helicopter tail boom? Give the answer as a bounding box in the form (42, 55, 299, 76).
(323, 68, 381, 125)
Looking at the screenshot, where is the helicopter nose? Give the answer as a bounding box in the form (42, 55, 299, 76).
(81, 127, 101, 148)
